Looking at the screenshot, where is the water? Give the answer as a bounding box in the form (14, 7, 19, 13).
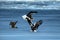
(0, 9, 60, 40)
(0, 1, 60, 40)
(0, 1, 60, 9)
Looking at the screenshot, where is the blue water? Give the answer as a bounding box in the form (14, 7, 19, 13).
(0, 1, 60, 9)
(0, 9, 60, 40)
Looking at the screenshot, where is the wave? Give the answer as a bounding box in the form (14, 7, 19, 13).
(0, 1, 60, 10)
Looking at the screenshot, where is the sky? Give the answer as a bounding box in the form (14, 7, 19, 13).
(0, 0, 60, 1)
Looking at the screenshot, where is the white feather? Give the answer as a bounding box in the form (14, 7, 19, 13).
(22, 15, 27, 20)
